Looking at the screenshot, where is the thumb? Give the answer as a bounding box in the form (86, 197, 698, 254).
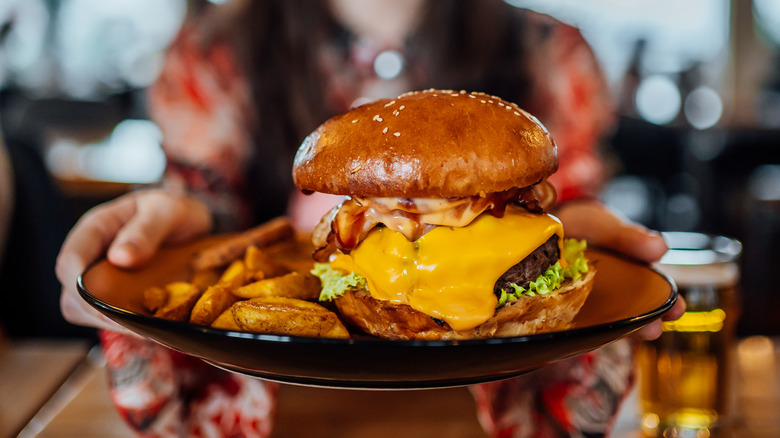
(107, 191, 211, 268)
(555, 200, 668, 263)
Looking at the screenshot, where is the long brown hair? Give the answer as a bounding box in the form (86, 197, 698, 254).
(200, 0, 532, 222)
(411, 0, 533, 106)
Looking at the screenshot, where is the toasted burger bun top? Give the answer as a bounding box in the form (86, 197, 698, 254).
(293, 89, 558, 198)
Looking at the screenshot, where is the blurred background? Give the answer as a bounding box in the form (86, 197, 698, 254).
(0, 0, 778, 339)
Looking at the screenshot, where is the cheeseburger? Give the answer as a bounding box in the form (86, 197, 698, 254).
(293, 89, 595, 340)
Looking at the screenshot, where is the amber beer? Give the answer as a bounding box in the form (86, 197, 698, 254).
(637, 232, 741, 437)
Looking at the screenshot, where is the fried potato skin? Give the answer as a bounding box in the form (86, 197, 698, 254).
(211, 308, 242, 331)
(190, 284, 239, 326)
(143, 286, 167, 313)
(244, 245, 290, 280)
(191, 268, 220, 290)
(144, 218, 351, 339)
(233, 272, 320, 300)
(144, 281, 202, 322)
(190, 217, 293, 271)
(232, 297, 349, 339)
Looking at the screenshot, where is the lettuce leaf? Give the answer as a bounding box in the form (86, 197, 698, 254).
(497, 238, 589, 307)
(311, 262, 367, 301)
(312, 238, 588, 306)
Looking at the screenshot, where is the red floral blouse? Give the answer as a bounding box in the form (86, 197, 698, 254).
(103, 8, 631, 438)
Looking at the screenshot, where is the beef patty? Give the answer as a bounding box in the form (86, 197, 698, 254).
(493, 234, 560, 298)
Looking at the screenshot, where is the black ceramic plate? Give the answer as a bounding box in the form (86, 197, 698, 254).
(78, 236, 676, 389)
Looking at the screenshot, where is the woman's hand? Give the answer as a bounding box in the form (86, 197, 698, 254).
(553, 200, 686, 340)
(56, 189, 213, 332)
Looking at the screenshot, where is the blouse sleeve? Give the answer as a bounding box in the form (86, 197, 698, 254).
(468, 14, 633, 438)
(522, 13, 615, 202)
(100, 330, 278, 437)
(471, 340, 636, 438)
(147, 22, 258, 232)
(97, 20, 280, 438)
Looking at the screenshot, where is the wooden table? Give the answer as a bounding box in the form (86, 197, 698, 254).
(25, 363, 489, 438)
(272, 386, 486, 438)
(5, 336, 780, 438)
(0, 339, 89, 438)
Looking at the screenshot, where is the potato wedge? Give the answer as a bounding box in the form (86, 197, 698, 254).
(143, 286, 167, 313)
(190, 284, 239, 326)
(190, 217, 293, 271)
(232, 297, 349, 338)
(233, 272, 320, 300)
(150, 282, 202, 322)
(191, 268, 220, 290)
(244, 245, 290, 280)
(217, 259, 248, 289)
(211, 308, 241, 331)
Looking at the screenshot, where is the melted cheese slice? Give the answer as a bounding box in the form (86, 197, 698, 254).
(330, 205, 564, 331)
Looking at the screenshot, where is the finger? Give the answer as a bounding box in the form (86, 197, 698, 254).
(107, 191, 211, 268)
(631, 292, 687, 341)
(55, 196, 141, 286)
(107, 200, 172, 268)
(609, 223, 668, 264)
(56, 196, 145, 331)
(60, 292, 136, 335)
(635, 320, 663, 341)
(556, 201, 668, 263)
(662, 294, 687, 321)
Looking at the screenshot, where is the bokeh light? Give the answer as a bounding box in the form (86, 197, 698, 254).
(373, 50, 405, 80)
(684, 86, 723, 129)
(635, 75, 681, 125)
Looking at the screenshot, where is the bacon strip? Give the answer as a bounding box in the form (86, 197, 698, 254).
(311, 183, 556, 261)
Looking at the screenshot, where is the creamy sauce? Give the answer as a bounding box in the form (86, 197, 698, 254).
(330, 206, 564, 330)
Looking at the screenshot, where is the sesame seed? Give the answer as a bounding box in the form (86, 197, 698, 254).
(351, 165, 361, 173)
(383, 127, 388, 134)
(480, 100, 486, 103)
(373, 115, 383, 122)
(351, 119, 359, 124)
(384, 100, 396, 108)
(514, 111, 521, 116)
(488, 100, 494, 104)
(394, 132, 401, 137)
(498, 102, 504, 107)
(393, 110, 399, 116)
(451, 93, 459, 97)
(399, 105, 405, 111)
(468, 95, 476, 99)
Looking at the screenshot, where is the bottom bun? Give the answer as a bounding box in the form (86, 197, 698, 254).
(334, 268, 596, 340)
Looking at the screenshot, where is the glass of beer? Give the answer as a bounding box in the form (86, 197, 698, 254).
(637, 231, 741, 437)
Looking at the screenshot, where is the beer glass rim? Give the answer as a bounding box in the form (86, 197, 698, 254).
(659, 231, 742, 266)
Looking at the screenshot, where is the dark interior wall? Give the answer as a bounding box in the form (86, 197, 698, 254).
(609, 117, 780, 335)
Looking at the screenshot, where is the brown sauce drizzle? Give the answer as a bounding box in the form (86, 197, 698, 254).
(311, 182, 555, 260)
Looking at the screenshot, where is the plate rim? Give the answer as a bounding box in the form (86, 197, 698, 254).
(76, 246, 678, 348)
